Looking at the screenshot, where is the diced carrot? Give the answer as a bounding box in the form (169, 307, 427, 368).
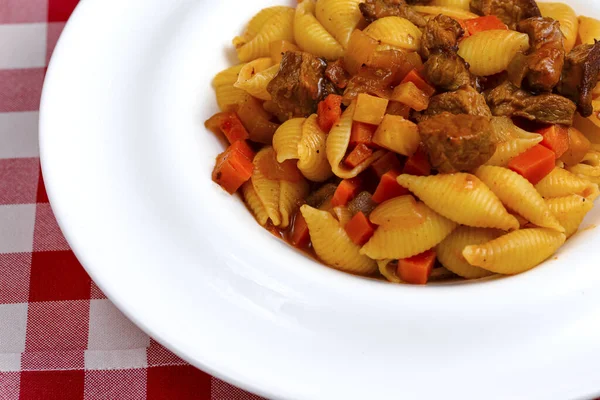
(371, 152, 403, 178)
(403, 146, 431, 176)
(205, 112, 250, 144)
(317, 94, 343, 133)
(537, 124, 570, 159)
(372, 170, 409, 204)
(454, 18, 470, 38)
(291, 211, 310, 248)
(464, 16, 508, 35)
(508, 144, 556, 185)
(331, 178, 362, 207)
(400, 69, 435, 97)
(560, 127, 592, 166)
(350, 122, 377, 147)
(345, 211, 376, 246)
(344, 144, 374, 168)
(397, 250, 436, 285)
(212, 141, 255, 194)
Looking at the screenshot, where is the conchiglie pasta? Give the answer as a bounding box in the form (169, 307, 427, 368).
(327, 102, 385, 179)
(538, 2, 578, 52)
(462, 228, 566, 275)
(242, 181, 269, 226)
(573, 111, 600, 144)
(546, 195, 594, 237)
(234, 6, 291, 46)
(213, 64, 248, 111)
(252, 148, 282, 226)
(315, 0, 362, 48)
(369, 195, 422, 227)
(578, 16, 600, 45)
(377, 259, 401, 283)
(332, 206, 354, 227)
(486, 117, 543, 167)
(273, 118, 305, 162)
(436, 226, 500, 279)
(294, 0, 345, 60)
(360, 201, 457, 260)
(297, 115, 334, 182)
(458, 30, 530, 76)
(411, 5, 478, 19)
(535, 167, 598, 199)
(234, 58, 278, 101)
(279, 180, 309, 229)
(301, 205, 377, 275)
(567, 150, 600, 185)
(363, 17, 422, 51)
(475, 166, 564, 232)
(397, 174, 520, 231)
(430, 0, 470, 11)
(235, 7, 295, 62)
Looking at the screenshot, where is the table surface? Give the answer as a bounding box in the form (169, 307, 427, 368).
(0, 0, 263, 398)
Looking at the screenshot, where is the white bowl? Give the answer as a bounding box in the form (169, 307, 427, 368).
(40, 0, 600, 398)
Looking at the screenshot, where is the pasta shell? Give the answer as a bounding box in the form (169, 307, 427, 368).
(294, 0, 345, 60)
(242, 181, 269, 226)
(475, 166, 564, 232)
(213, 64, 245, 88)
(213, 64, 249, 112)
(235, 59, 279, 101)
(545, 195, 594, 237)
(361, 202, 457, 259)
(377, 259, 401, 283)
(397, 173, 520, 231)
(327, 102, 385, 179)
(280, 179, 310, 229)
(315, 0, 362, 48)
(332, 206, 354, 227)
(458, 30, 530, 76)
(235, 8, 295, 62)
(411, 5, 478, 19)
(567, 150, 600, 185)
(535, 167, 598, 198)
(463, 228, 566, 275)
(538, 3, 578, 52)
(578, 16, 600, 45)
(252, 147, 282, 226)
(301, 205, 377, 275)
(486, 117, 542, 167)
(436, 226, 500, 279)
(363, 17, 422, 51)
(369, 195, 422, 227)
(298, 115, 334, 182)
(234, 6, 291, 45)
(273, 118, 306, 162)
(430, 0, 470, 11)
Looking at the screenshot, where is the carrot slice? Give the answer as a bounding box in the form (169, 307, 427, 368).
(403, 146, 431, 176)
(371, 152, 403, 178)
(400, 69, 435, 97)
(331, 178, 362, 207)
(205, 111, 250, 144)
(508, 144, 556, 185)
(345, 211, 376, 246)
(317, 94, 343, 133)
(397, 249, 436, 285)
(464, 16, 508, 35)
(372, 170, 409, 204)
(291, 211, 310, 248)
(350, 121, 377, 147)
(344, 144, 374, 168)
(212, 141, 255, 194)
(537, 124, 570, 159)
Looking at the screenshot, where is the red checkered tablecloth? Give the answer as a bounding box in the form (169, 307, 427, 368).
(0, 1, 263, 399)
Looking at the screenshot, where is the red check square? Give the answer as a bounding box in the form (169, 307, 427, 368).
(0, 252, 32, 304)
(36, 167, 49, 203)
(0, 158, 39, 205)
(33, 203, 70, 252)
(0, 0, 48, 24)
(25, 300, 89, 351)
(147, 365, 211, 400)
(147, 338, 186, 367)
(29, 251, 91, 302)
(0, 68, 45, 112)
(20, 370, 84, 400)
(83, 369, 147, 400)
(0, 372, 20, 400)
(47, 0, 80, 22)
(46, 22, 67, 64)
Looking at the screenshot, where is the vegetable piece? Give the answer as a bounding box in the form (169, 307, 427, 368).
(345, 211, 376, 246)
(403, 146, 431, 176)
(291, 211, 310, 248)
(400, 69, 435, 97)
(345, 29, 379, 75)
(205, 111, 250, 144)
(372, 115, 420, 156)
(350, 122, 377, 147)
(464, 16, 508, 35)
(372, 170, 409, 203)
(331, 178, 362, 207)
(508, 144, 556, 185)
(537, 124, 569, 159)
(386, 101, 411, 118)
(390, 82, 430, 111)
(353, 93, 389, 125)
(371, 152, 403, 178)
(560, 127, 592, 167)
(317, 94, 343, 133)
(397, 249, 436, 285)
(212, 140, 255, 194)
(344, 144, 374, 168)
(270, 40, 300, 63)
(236, 96, 280, 144)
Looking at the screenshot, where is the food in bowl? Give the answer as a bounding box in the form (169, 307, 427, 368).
(204, 0, 600, 284)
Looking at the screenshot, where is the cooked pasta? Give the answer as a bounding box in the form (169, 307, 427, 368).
(546, 195, 594, 237)
(377, 259, 401, 283)
(458, 30, 530, 76)
(242, 181, 269, 226)
(535, 167, 598, 199)
(567, 149, 600, 185)
(315, 0, 363, 48)
(280, 180, 310, 229)
(363, 17, 422, 51)
(538, 3, 579, 52)
(297, 115, 333, 182)
(273, 118, 305, 162)
(578, 16, 600, 45)
(486, 117, 543, 166)
(213, 64, 248, 111)
(294, 0, 345, 60)
(235, 59, 278, 101)
(463, 229, 566, 275)
(333, 206, 354, 227)
(251, 148, 283, 226)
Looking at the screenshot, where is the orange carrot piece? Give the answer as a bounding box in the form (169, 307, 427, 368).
(537, 124, 570, 159)
(372, 170, 409, 204)
(205, 112, 250, 144)
(371, 152, 403, 178)
(403, 146, 431, 176)
(345, 211, 376, 246)
(344, 144, 374, 168)
(350, 121, 377, 147)
(508, 144, 556, 185)
(291, 211, 310, 248)
(212, 141, 255, 194)
(397, 250, 436, 285)
(317, 94, 343, 133)
(400, 69, 435, 97)
(331, 178, 362, 207)
(464, 16, 508, 35)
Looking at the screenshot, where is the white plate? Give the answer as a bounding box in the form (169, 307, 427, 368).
(40, 0, 600, 398)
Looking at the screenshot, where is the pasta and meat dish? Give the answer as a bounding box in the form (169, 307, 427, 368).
(205, 0, 600, 284)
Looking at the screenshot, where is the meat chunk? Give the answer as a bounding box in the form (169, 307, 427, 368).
(470, 0, 541, 30)
(423, 50, 474, 91)
(424, 86, 491, 118)
(325, 60, 351, 90)
(557, 42, 600, 117)
(267, 51, 328, 120)
(486, 81, 577, 125)
(359, 0, 426, 27)
(420, 15, 465, 59)
(418, 113, 496, 173)
(507, 17, 565, 92)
